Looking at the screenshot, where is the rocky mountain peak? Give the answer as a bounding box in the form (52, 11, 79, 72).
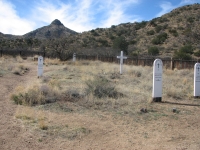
(51, 19, 63, 26)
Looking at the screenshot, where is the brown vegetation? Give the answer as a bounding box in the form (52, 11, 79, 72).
(1, 56, 200, 149)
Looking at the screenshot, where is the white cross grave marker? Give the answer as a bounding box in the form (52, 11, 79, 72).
(37, 56, 43, 77)
(194, 63, 200, 98)
(117, 51, 127, 74)
(152, 59, 163, 102)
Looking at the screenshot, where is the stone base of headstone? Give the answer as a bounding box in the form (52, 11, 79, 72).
(194, 96, 200, 99)
(152, 97, 162, 102)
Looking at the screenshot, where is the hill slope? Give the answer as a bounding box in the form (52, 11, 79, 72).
(0, 4, 199, 59)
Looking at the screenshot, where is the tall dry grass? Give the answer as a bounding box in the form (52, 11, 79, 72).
(9, 58, 197, 140)
(0, 55, 30, 76)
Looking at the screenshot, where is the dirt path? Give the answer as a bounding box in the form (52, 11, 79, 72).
(0, 63, 48, 150)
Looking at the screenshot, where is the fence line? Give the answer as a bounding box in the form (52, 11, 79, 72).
(0, 50, 198, 70)
(75, 54, 199, 70)
(0, 50, 45, 58)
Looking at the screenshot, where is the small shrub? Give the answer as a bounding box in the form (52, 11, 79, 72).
(155, 25, 162, 33)
(135, 21, 147, 30)
(179, 45, 193, 54)
(11, 84, 60, 106)
(147, 30, 155, 35)
(169, 29, 178, 37)
(16, 55, 23, 63)
(148, 46, 159, 55)
(187, 17, 194, 23)
(194, 50, 200, 57)
(152, 33, 168, 45)
(12, 65, 29, 75)
(39, 120, 48, 130)
(85, 76, 122, 99)
(173, 51, 192, 60)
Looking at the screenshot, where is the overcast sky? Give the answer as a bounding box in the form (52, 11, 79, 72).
(0, 0, 199, 35)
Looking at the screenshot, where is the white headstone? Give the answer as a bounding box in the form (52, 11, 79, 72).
(38, 56, 43, 77)
(117, 51, 127, 74)
(73, 53, 76, 62)
(194, 63, 200, 97)
(152, 59, 163, 102)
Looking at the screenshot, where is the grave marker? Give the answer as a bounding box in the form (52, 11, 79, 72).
(37, 56, 43, 77)
(194, 63, 200, 98)
(152, 59, 163, 102)
(117, 51, 127, 74)
(73, 53, 76, 62)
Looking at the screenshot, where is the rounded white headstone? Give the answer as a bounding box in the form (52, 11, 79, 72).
(152, 59, 163, 102)
(194, 63, 200, 97)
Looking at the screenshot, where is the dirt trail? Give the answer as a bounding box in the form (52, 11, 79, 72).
(0, 63, 47, 150)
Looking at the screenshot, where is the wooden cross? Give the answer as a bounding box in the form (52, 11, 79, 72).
(117, 51, 127, 74)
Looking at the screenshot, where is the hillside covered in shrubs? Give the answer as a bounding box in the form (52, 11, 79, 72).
(0, 3, 200, 60)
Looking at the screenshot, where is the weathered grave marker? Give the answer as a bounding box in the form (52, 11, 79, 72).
(194, 63, 200, 98)
(37, 56, 43, 77)
(117, 51, 127, 74)
(73, 53, 76, 62)
(152, 59, 163, 102)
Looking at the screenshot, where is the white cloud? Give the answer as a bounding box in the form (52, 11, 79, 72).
(180, 0, 199, 5)
(156, 1, 175, 17)
(32, 0, 140, 32)
(156, 0, 199, 18)
(99, 0, 140, 28)
(0, 0, 35, 35)
(32, 0, 96, 32)
(0, 0, 141, 34)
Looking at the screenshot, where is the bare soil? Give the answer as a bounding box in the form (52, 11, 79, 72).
(1, 62, 200, 150)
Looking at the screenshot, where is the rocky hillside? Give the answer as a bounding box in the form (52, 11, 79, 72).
(0, 4, 199, 60)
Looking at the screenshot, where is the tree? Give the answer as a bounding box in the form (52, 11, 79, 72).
(148, 46, 159, 55)
(173, 45, 193, 60)
(113, 36, 129, 55)
(179, 45, 193, 54)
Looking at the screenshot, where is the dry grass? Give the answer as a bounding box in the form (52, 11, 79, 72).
(10, 77, 61, 106)
(7, 58, 200, 149)
(0, 55, 30, 76)
(11, 59, 195, 109)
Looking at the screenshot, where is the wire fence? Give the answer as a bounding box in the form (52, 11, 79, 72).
(0, 50, 198, 70)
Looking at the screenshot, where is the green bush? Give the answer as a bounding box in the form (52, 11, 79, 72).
(148, 46, 159, 55)
(129, 40, 137, 44)
(152, 33, 168, 45)
(187, 17, 194, 23)
(173, 45, 193, 60)
(155, 25, 162, 33)
(113, 36, 129, 54)
(135, 21, 147, 30)
(149, 20, 157, 27)
(147, 30, 155, 35)
(194, 50, 200, 57)
(169, 29, 178, 37)
(179, 45, 193, 54)
(173, 51, 192, 60)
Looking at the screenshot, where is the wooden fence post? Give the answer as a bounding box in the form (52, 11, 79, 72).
(171, 57, 174, 70)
